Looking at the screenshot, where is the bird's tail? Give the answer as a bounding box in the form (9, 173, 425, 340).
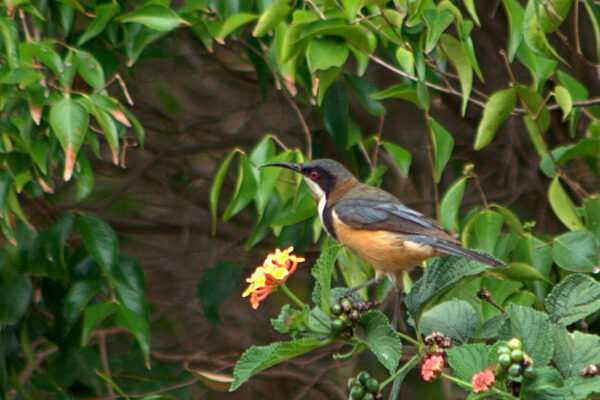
(417, 236, 508, 268)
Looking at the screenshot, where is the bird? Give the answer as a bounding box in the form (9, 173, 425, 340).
(262, 158, 507, 293)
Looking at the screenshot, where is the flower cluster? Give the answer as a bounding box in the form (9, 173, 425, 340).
(421, 354, 444, 382)
(471, 369, 495, 393)
(242, 247, 304, 309)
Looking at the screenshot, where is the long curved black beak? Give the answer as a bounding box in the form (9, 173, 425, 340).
(261, 162, 301, 172)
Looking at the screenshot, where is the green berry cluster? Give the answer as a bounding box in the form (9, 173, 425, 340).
(330, 297, 372, 339)
(496, 338, 534, 380)
(347, 371, 383, 400)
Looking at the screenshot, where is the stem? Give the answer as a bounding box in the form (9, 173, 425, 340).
(279, 283, 306, 309)
(379, 354, 420, 390)
(396, 331, 420, 346)
(441, 373, 519, 400)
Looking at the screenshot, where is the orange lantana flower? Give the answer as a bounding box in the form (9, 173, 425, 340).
(242, 247, 305, 309)
(421, 354, 444, 382)
(471, 368, 495, 393)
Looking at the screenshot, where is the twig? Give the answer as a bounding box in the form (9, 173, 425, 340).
(99, 331, 115, 399)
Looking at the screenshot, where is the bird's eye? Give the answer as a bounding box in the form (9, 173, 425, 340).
(309, 171, 319, 179)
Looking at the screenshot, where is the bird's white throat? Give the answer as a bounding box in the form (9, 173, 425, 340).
(303, 177, 327, 221)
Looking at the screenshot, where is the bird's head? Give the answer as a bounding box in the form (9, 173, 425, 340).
(261, 159, 356, 203)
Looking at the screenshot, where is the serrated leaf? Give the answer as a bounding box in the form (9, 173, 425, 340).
(49, 98, 89, 181)
(499, 304, 554, 366)
(230, 337, 327, 391)
(311, 243, 341, 312)
(78, 2, 121, 45)
(428, 117, 454, 183)
(521, 366, 567, 399)
(440, 177, 467, 232)
(548, 177, 585, 231)
(446, 343, 488, 381)
(77, 213, 118, 276)
(552, 231, 599, 272)
(440, 34, 472, 115)
(406, 256, 493, 319)
(223, 152, 257, 221)
(545, 274, 600, 325)
(218, 13, 258, 41)
(119, 4, 187, 31)
(554, 328, 600, 379)
(306, 37, 349, 72)
(420, 299, 478, 344)
(197, 261, 242, 324)
(567, 375, 600, 399)
(381, 141, 411, 177)
(358, 310, 402, 374)
(474, 88, 517, 150)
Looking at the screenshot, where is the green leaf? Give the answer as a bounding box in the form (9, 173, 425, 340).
(311, 243, 342, 312)
(197, 261, 242, 324)
(499, 262, 552, 283)
(499, 304, 554, 366)
(223, 152, 258, 221)
(306, 37, 349, 72)
(370, 84, 421, 107)
(0, 265, 32, 324)
(271, 304, 312, 335)
(344, 74, 386, 116)
(395, 47, 415, 76)
(119, 4, 187, 31)
(300, 19, 375, 53)
(521, 366, 568, 399)
(539, 139, 600, 178)
(548, 177, 585, 231)
(582, 0, 600, 62)
(523, 0, 566, 62)
(230, 337, 327, 391)
(115, 305, 151, 365)
(584, 197, 600, 241)
(545, 274, 600, 325)
(77, 213, 118, 276)
(440, 177, 467, 232)
(406, 256, 493, 320)
(64, 280, 103, 326)
(381, 141, 411, 177)
(90, 107, 119, 165)
(358, 310, 402, 374)
(552, 231, 598, 272)
(474, 88, 517, 150)
(536, 0, 573, 32)
(81, 302, 118, 345)
(75, 153, 94, 201)
(440, 34, 472, 115)
(446, 343, 488, 381)
(427, 117, 454, 183)
(322, 80, 350, 150)
(0, 17, 19, 69)
(517, 44, 558, 91)
(554, 85, 572, 121)
(424, 9, 454, 53)
(554, 328, 600, 379)
(113, 254, 147, 317)
(463, 210, 504, 254)
(567, 376, 600, 399)
(420, 299, 478, 344)
(49, 97, 89, 181)
(463, 0, 480, 25)
(489, 204, 525, 234)
(73, 50, 105, 90)
(342, 0, 362, 19)
(218, 13, 258, 41)
(253, 0, 295, 37)
(78, 2, 121, 45)
(29, 41, 63, 75)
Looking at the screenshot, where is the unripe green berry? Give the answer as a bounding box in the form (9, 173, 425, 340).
(350, 384, 364, 399)
(357, 371, 371, 384)
(331, 318, 344, 333)
(347, 377, 357, 389)
(511, 349, 524, 363)
(340, 298, 353, 313)
(497, 346, 510, 356)
(330, 303, 343, 316)
(348, 309, 360, 323)
(508, 364, 522, 377)
(524, 366, 535, 379)
(365, 378, 379, 393)
(508, 338, 522, 351)
(339, 313, 349, 324)
(363, 393, 375, 400)
(498, 353, 512, 368)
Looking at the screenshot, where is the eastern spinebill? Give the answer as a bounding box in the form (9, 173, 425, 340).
(262, 158, 507, 291)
